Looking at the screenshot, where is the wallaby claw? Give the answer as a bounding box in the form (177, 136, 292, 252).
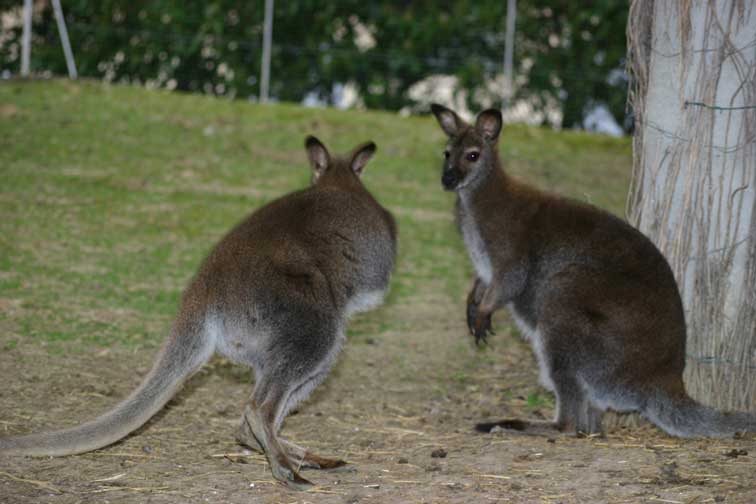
(466, 280, 483, 336)
(272, 463, 314, 491)
(284, 476, 314, 491)
(288, 472, 314, 491)
(466, 301, 478, 336)
(473, 312, 494, 345)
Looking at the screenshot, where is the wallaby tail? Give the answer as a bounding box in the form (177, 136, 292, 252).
(644, 388, 756, 438)
(0, 326, 215, 456)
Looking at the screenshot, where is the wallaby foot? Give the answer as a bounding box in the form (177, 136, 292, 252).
(282, 439, 349, 471)
(475, 385, 605, 437)
(476, 418, 561, 435)
(236, 426, 349, 471)
(234, 312, 353, 489)
(290, 439, 352, 471)
(551, 370, 605, 436)
(235, 375, 350, 477)
(476, 417, 603, 437)
(577, 404, 604, 436)
(236, 422, 347, 472)
(235, 416, 264, 453)
(240, 405, 313, 490)
(272, 459, 314, 491)
(302, 454, 350, 471)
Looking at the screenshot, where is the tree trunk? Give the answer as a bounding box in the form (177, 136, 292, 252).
(627, 0, 756, 412)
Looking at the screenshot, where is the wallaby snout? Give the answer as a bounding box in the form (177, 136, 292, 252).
(441, 166, 462, 191)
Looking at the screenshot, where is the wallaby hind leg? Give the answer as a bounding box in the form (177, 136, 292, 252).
(235, 408, 264, 453)
(475, 391, 601, 436)
(477, 336, 604, 436)
(281, 438, 349, 471)
(237, 415, 347, 471)
(240, 383, 313, 490)
(236, 371, 347, 472)
(578, 402, 604, 435)
(234, 316, 348, 488)
(552, 372, 604, 435)
(475, 380, 597, 436)
(277, 367, 349, 470)
(275, 372, 349, 471)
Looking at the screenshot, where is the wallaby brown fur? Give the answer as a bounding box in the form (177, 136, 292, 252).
(431, 103, 756, 438)
(0, 136, 397, 490)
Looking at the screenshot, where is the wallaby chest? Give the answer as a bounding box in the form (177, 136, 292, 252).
(457, 196, 493, 284)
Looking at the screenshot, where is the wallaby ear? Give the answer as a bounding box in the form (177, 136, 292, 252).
(475, 109, 503, 142)
(431, 103, 464, 137)
(350, 141, 377, 176)
(305, 135, 330, 177)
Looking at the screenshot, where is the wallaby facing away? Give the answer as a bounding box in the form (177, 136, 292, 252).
(431, 103, 756, 438)
(0, 136, 396, 490)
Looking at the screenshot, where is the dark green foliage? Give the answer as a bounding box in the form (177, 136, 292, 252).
(0, 1, 629, 129)
(520, 1, 630, 129)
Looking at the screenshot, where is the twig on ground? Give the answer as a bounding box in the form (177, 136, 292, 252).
(0, 471, 62, 494)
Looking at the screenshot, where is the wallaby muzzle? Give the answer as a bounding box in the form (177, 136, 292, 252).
(442, 168, 462, 191)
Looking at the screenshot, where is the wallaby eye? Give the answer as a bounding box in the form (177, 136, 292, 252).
(466, 151, 479, 162)
(444, 151, 450, 159)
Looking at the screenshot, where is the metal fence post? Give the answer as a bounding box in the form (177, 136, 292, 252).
(21, 0, 33, 76)
(52, 0, 78, 79)
(260, 0, 274, 102)
(502, 0, 517, 110)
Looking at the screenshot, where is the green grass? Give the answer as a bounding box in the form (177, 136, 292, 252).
(0, 79, 632, 351)
(526, 392, 553, 410)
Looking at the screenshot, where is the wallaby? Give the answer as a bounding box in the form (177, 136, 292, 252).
(430, 103, 756, 438)
(0, 136, 397, 490)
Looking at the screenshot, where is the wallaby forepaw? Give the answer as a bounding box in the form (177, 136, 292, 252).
(466, 301, 479, 336)
(466, 281, 484, 336)
(473, 312, 494, 345)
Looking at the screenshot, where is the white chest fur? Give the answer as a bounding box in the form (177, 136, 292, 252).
(459, 200, 493, 284)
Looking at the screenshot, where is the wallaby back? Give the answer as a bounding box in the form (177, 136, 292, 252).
(191, 138, 395, 326)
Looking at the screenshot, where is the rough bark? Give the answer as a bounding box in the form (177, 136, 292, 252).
(627, 0, 756, 411)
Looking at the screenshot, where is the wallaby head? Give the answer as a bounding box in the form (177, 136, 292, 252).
(430, 104, 503, 192)
(305, 135, 377, 186)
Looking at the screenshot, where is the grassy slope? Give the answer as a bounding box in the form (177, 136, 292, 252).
(0, 79, 632, 353)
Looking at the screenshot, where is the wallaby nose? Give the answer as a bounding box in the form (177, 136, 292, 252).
(442, 170, 459, 190)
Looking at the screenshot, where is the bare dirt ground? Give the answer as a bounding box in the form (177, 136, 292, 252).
(1, 293, 755, 504)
